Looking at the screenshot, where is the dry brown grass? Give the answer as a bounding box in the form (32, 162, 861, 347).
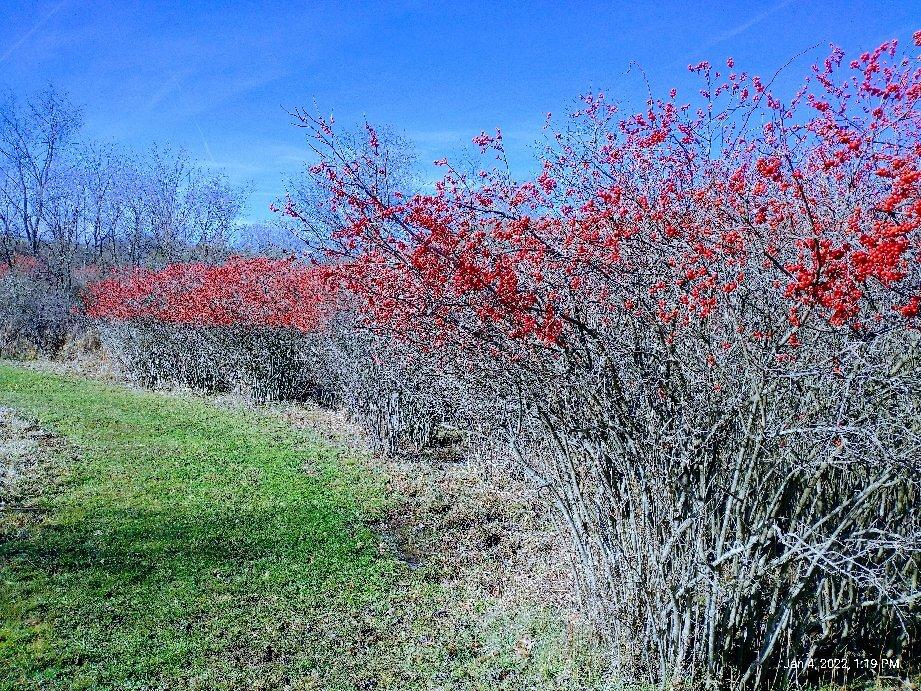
(0, 406, 69, 537)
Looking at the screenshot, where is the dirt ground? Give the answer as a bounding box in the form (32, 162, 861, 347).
(0, 406, 69, 537)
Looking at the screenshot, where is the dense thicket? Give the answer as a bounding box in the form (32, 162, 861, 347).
(87, 38, 921, 688)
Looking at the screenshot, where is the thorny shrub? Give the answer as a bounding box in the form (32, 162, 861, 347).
(86, 38, 921, 688)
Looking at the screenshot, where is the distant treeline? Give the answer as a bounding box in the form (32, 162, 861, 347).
(0, 85, 282, 356)
(0, 85, 250, 289)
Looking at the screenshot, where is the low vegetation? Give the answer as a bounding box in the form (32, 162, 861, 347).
(0, 363, 608, 690)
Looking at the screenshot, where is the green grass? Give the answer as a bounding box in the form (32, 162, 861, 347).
(0, 363, 429, 690)
(0, 363, 617, 690)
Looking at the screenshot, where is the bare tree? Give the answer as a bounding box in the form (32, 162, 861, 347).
(117, 145, 245, 265)
(0, 84, 249, 355)
(0, 86, 82, 262)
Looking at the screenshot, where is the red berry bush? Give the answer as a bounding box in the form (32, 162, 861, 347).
(85, 257, 330, 398)
(86, 39, 921, 688)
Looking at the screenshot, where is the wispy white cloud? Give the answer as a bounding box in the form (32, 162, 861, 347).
(0, 0, 69, 63)
(679, 0, 797, 63)
(143, 73, 185, 112)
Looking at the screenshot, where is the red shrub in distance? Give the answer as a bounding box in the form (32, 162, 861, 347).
(85, 256, 335, 333)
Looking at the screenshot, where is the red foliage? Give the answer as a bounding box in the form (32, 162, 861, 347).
(84, 256, 335, 333)
(86, 37, 921, 352)
(278, 37, 921, 349)
(0, 253, 42, 279)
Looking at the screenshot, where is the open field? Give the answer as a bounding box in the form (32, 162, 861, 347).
(0, 362, 608, 690)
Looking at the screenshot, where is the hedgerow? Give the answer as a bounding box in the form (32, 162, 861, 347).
(85, 38, 921, 688)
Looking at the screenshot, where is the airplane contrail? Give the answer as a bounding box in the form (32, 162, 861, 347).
(0, 0, 70, 64)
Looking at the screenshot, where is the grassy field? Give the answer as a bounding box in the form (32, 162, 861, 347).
(0, 362, 412, 689)
(0, 363, 603, 691)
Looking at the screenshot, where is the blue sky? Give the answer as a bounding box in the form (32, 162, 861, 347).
(1, 0, 918, 222)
